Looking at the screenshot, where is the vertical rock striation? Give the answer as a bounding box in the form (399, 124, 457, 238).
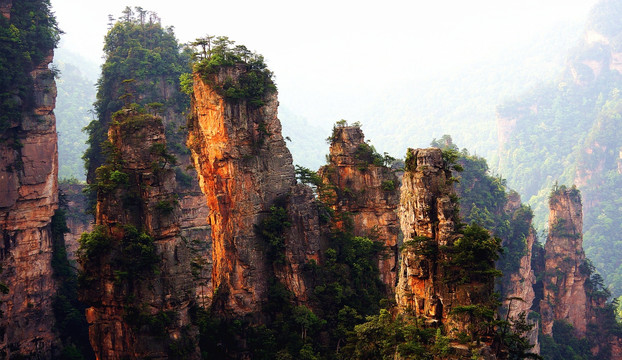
(396, 148, 498, 342)
(0, 47, 60, 357)
(499, 192, 539, 353)
(396, 148, 458, 324)
(188, 66, 321, 317)
(319, 125, 400, 292)
(79, 110, 198, 359)
(540, 186, 587, 336)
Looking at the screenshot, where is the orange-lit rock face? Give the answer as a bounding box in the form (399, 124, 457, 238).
(396, 149, 456, 319)
(319, 126, 400, 292)
(541, 188, 588, 336)
(188, 67, 321, 316)
(0, 0, 11, 19)
(0, 48, 60, 358)
(80, 112, 199, 359)
(396, 148, 495, 337)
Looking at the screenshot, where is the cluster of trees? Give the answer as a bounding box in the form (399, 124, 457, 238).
(83, 6, 191, 184)
(190, 35, 277, 107)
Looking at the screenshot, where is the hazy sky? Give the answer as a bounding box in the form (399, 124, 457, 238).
(51, 0, 599, 104)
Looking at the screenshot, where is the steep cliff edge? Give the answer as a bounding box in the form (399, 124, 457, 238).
(396, 148, 500, 344)
(78, 109, 199, 359)
(0, 50, 59, 360)
(187, 63, 321, 317)
(318, 125, 399, 292)
(0, 1, 61, 356)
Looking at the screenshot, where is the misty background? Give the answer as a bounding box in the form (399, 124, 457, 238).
(51, 0, 598, 171)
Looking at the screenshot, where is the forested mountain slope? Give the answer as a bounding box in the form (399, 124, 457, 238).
(496, 0, 622, 297)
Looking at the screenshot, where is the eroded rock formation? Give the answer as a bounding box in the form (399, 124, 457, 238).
(396, 149, 458, 322)
(0, 49, 60, 357)
(187, 66, 322, 317)
(319, 126, 400, 292)
(500, 192, 539, 352)
(79, 110, 199, 359)
(540, 187, 588, 336)
(396, 148, 497, 340)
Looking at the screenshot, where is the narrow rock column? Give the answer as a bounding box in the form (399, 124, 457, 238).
(396, 148, 458, 322)
(540, 186, 588, 336)
(319, 125, 400, 292)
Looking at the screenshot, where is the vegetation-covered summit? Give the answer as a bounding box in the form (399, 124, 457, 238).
(189, 35, 276, 107)
(83, 6, 191, 182)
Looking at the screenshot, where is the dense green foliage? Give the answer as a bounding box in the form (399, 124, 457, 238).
(443, 224, 503, 285)
(51, 204, 94, 359)
(256, 197, 292, 265)
(540, 321, 594, 360)
(83, 7, 191, 182)
(0, 0, 61, 133)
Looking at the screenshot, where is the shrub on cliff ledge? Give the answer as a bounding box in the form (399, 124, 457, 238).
(442, 224, 503, 284)
(192, 36, 276, 107)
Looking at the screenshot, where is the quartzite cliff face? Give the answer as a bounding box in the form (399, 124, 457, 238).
(187, 66, 322, 316)
(79, 110, 199, 359)
(0, 12, 59, 358)
(396, 148, 498, 346)
(319, 126, 399, 292)
(396, 149, 458, 322)
(540, 187, 588, 336)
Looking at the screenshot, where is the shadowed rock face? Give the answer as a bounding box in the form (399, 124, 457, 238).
(187, 66, 321, 317)
(500, 192, 539, 353)
(0, 47, 60, 357)
(319, 126, 400, 292)
(541, 187, 588, 336)
(79, 111, 199, 359)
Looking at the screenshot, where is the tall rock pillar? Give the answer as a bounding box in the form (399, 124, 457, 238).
(396, 148, 499, 344)
(78, 110, 199, 359)
(188, 65, 321, 316)
(540, 186, 588, 336)
(319, 125, 400, 292)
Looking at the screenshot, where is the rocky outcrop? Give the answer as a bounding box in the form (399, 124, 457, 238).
(318, 126, 399, 292)
(396, 148, 496, 340)
(0, 49, 60, 357)
(540, 186, 587, 336)
(396, 149, 458, 322)
(500, 192, 539, 353)
(187, 66, 321, 317)
(79, 110, 199, 359)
